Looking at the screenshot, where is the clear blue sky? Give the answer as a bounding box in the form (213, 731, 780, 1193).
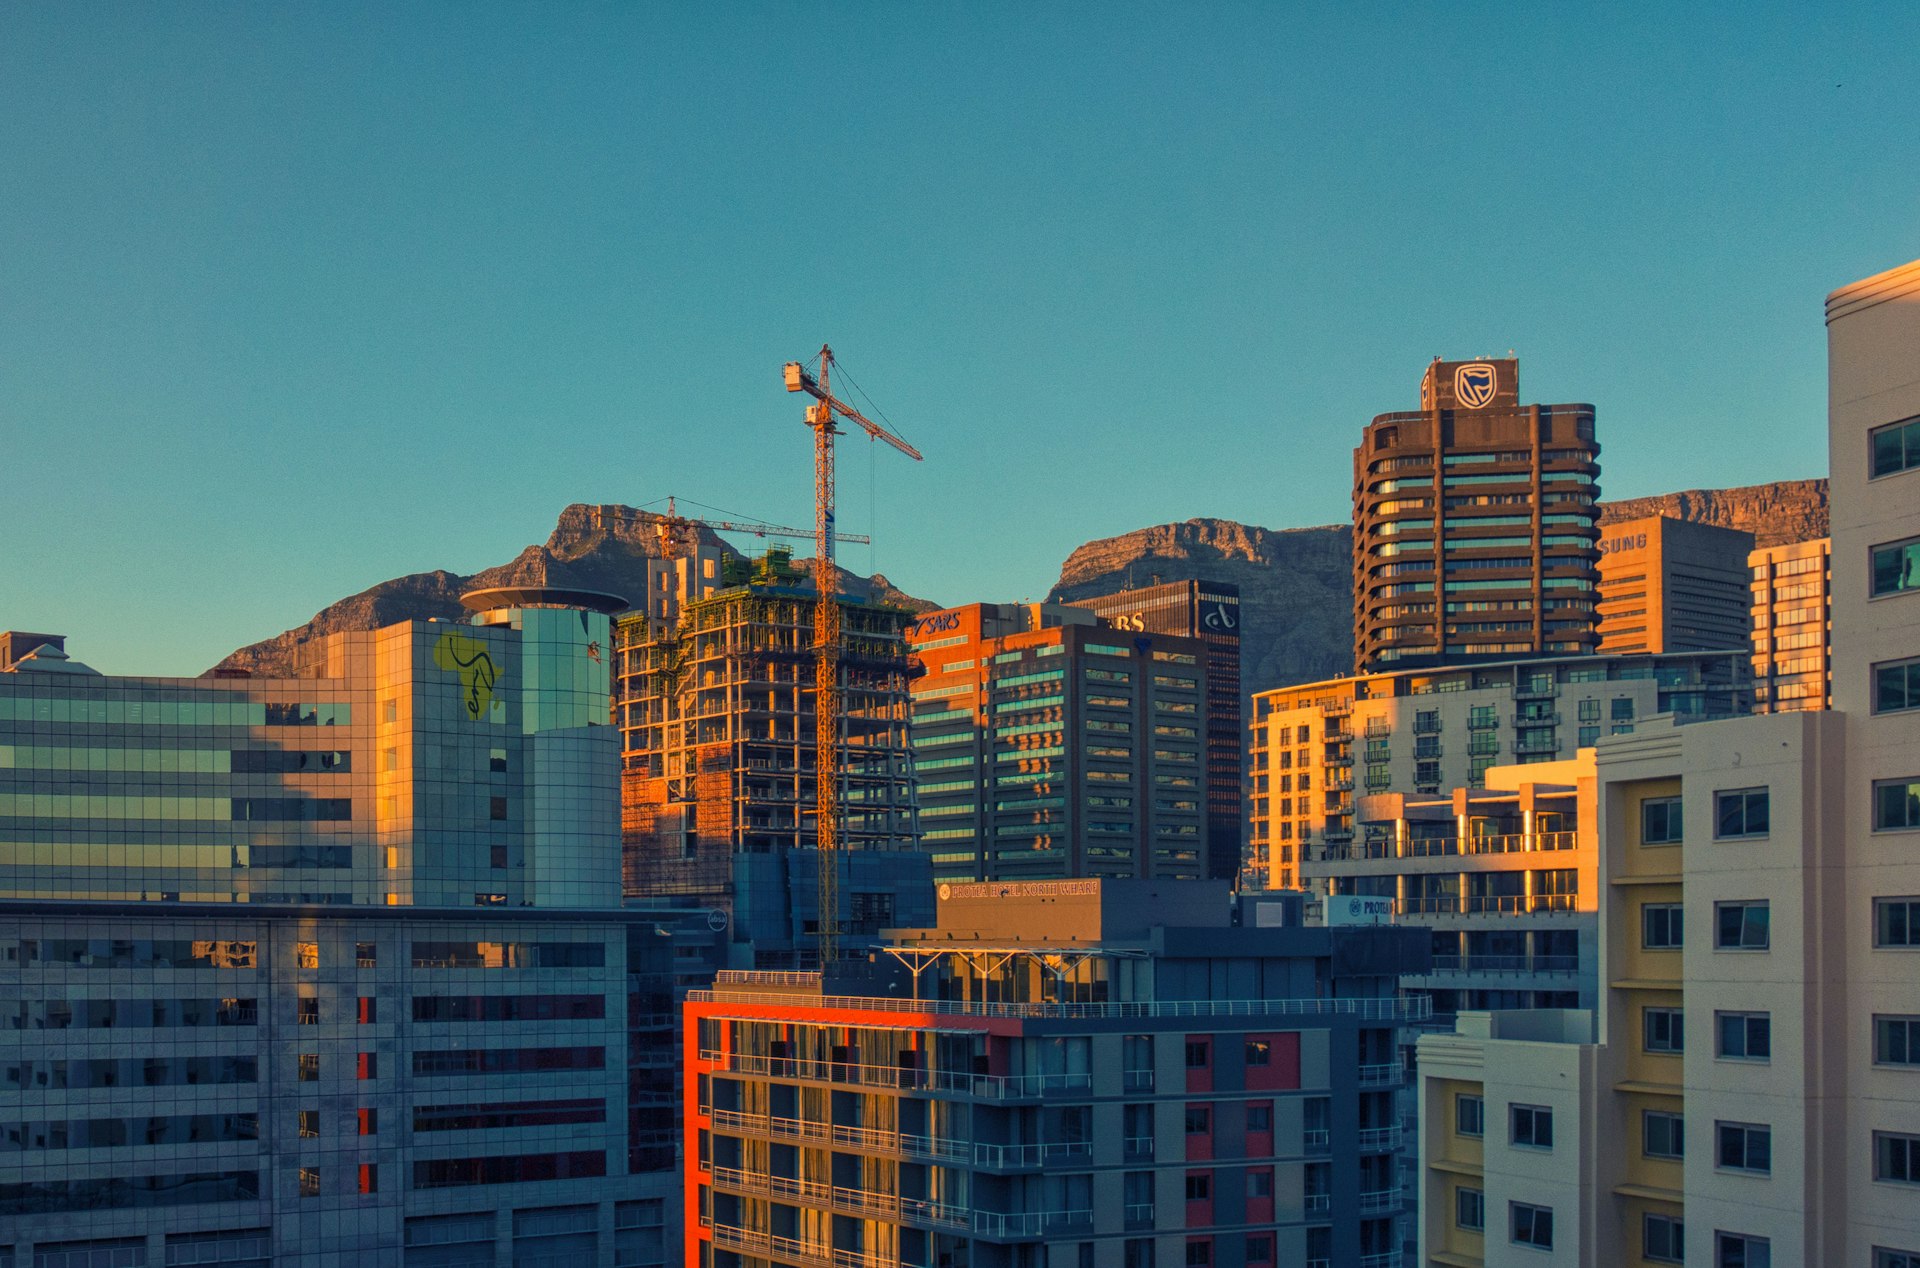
(3, 4, 1915, 676)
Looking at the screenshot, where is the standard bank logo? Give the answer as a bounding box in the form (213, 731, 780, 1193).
(1454, 362, 1498, 409)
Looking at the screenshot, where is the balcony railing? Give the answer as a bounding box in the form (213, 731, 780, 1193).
(1513, 736, 1560, 755)
(1123, 1203, 1155, 1227)
(970, 1210, 1094, 1240)
(1356, 1063, 1401, 1087)
(692, 992, 1431, 1024)
(1315, 830, 1576, 863)
(709, 1223, 906, 1268)
(1303, 1129, 1331, 1153)
(1513, 682, 1559, 699)
(1395, 894, 1577, 916)
(1358, 1189, 1401, 1214)
(1357, 1124, 1404, 1152)
(1304, 1193, 1331, 1214)
(1513, 712, 1561, 727)
(1358, 1254, 1401, 1268)
(1424, 953, 1580, 976)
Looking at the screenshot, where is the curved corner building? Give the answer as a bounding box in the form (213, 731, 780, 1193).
(1353, 357, 1602, 671)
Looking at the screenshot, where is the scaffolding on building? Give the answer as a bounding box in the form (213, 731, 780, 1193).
(617, 549, 919, 906)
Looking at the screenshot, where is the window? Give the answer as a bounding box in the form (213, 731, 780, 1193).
(1642, 1110, 1684, 1160)
(1184, 1040, 1210, 1068)
(382, 698, 398, 723)
(1716, 1121, 1772, 1173)
(1511, 1103, 1553, 1149)
(1244, 1039, 1270, 1066)
(1716, 1232, 1770, 1267)
(1246, 1235, 1272, 1264)
(1876, 658, 1920, 714)
(1875, 1249, 1920, 1268)
(1875, 779, 1920, 831)
(1716, 901, 1770, 950)
(357, 996, 376, 1024)
(358, 1108, 378, 1136)
(1578, 698, 1600, 723)
(298, 1166, 321, 1198)
(1456, 1186, 1484, 1231)
(1511, 1201, 1554, 1250)
(297, 994, 319, 1025)
(1456, 1093, 1484, 1137)
(1184, 1241, 1211, 1268)
(297, 1053, 319, 1081)
(1873, 537, 1920, 597)
(1246, 1103, 1272, 1133)
(1876, 1015, 1920, 1066)
(1872, 415, 1920, 478)
(358, 1163, 378, 1195)
(1184, 1172, 1212, 1201)
(1124, 1240, 1155, 1268)
(1185, 1106, 1212, 1135)
(355, 941, 377, 969)
(1715, 788, 1770, 838)
(1643, 903, 1684, 948)
(1247, 1168, 1273, 1197)
(1717, 1012, 1771, 1061)
(1645, 1213, 1685, 1263)
(295, 942, 319, 970)
(1642, 796, 1683, 845)
(489, 796, 508, 821)
(1876, 1131, 1920, 1184)
(1644, 1008, 1684, 1054)
(298, 1109, 319, 1138)
(1879, 898, 1920, 947)
(1612, 697, 1636, 721)
(356, 1052, 377, 1080)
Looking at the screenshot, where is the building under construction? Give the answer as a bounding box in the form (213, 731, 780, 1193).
(616, 548, 920, 914)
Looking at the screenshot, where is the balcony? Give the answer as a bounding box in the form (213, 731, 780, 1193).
(1326, 776, 1354, 793)
(709, 1222, 913, 1268)
(1358, 1189, 1401, 1215)
(1356, 1124, 1403, 1152)
(1364, 720, 1391, 739)
(1514, 712, 1561, 727)
(969, 1210, 1094, 1240)
(1513, 681, 1559, 700)
(1512, 736, 1561, 755)
(1303, 1129, 1331, 1154)
(1324, 728, 1354, 744)
(1424, 953, 1580, 976)
(1304, 1193, 1331, 1214)
(1321, 700, 1353, 717)
(1123, 1203, 1155, 1228)
(1356, 1063, 1401, 1088)
(1358, 1255, 1402, 1268)
(1395, 894, 1577, 917)
(1317, 831, 1576, 863)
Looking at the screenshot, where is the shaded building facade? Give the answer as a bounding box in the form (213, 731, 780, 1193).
(1068, 580, 1245, 882)
(1353, 358, 1602, 671)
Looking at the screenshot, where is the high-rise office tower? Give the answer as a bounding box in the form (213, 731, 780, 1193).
(0, 592, 676, 1267)
(905, 603, 1208, 884)
(1353, 358, 1602, 671)
(1594, 515, 1755, 653)
(1068, 580, 1245, 883)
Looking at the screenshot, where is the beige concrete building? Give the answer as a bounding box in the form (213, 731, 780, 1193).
(1247, 652, 1750, 893)
(1749, 537, 1832, 713)
(1595, 515, 1754, 654)
(1413, 257, 1920, 1268)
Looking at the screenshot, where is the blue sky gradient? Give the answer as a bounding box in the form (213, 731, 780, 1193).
(3, 4, 1916, 674)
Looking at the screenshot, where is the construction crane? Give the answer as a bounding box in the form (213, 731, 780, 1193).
(783, 345, 923, 967)
(651, 495, 870, 560)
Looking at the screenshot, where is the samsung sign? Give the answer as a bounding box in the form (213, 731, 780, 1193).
(1324, 896, 1395, 926)
(1596, 532, 1649, 556)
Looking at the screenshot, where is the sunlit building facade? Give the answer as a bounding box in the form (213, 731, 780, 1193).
(0, 597, 675, 1267)
(1749, 536, 1832, 713)
(1352, 358, 1602, 672)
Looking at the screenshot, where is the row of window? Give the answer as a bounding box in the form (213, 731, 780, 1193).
(1642, 896, 1920, 950)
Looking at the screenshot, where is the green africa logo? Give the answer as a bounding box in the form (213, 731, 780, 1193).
(432, 631, 500, 721)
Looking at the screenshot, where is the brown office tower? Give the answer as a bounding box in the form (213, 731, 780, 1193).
(1068, 580, 1244, 882)
(1353, 357, 1602, 671)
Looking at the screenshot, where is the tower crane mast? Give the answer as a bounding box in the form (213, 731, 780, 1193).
(783, 345, 922, 967)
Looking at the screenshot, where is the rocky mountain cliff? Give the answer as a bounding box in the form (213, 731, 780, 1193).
(1595, 478, 1827, 548)
(1047, 477, 1828, 696)
(216, 479, 1827, 692)
(210, 504, 933, 676)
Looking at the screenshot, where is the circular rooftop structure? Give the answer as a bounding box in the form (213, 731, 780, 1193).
(458, 586, 630, 615)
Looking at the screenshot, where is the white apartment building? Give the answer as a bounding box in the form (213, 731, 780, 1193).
(1414, 256, 1920, 1268)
